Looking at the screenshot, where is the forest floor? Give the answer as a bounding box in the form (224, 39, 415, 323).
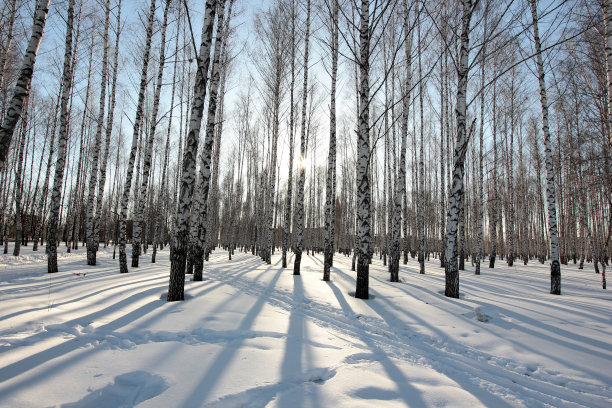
(0, 244, 610, 407)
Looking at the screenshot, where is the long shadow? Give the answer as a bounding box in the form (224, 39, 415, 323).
(276, 275, 305, 407)
(368, 270, 598, 406)
(448, 278, 612, 356)
(367, 262, 612, 387)
(0, 274, 165, 323)
(127, 252, 264, 333)
(363, 281, 607, 407)
(179, 265, 285, 407)
(84, 267, 250, 380)
(307, 253, 323, 268)
(333, 267, 513, 407)
(468, 281, 610, 322)
(0, 276, 169, 354)
(0, 290, 183, 398)
(373, 268, 608, 350)
(325, 279, 428, 407)
(0, 264, 125, 296)
(135, 252, 273, 334)
(467, 298, 612, 365)
(167, 253, 274, 322)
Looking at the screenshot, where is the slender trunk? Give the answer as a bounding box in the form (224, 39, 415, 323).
(444, 0, 474, 299)
(489, 76, 498, 268)
(132, 0, 171, 268)
(293, 0, 312, 276)
(208, 0, 234, 257)
(13, 103, 28, 256)
(94, 0, 121, 263)
(476, 9, 487, 275)
(323, 0, 338, 281)
(529, 0, 561, 295)
(47, 0, 74, 273)
(0, 0, 18, 91)
(390, 7, 412, 282)
(85, 0, 111, 265)
(282, 0, 297, 269)
(439, 42, 446, 269)
(417, 2, 425, 274)
(154, 2, 182, 264)
(0, 0, 50, 164)
(118, 0, 156, 273)
(193, 0, 227, 280)
(32, 91, 61, 251)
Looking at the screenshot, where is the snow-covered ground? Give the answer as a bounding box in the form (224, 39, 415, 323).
(0, 244, 610, 407)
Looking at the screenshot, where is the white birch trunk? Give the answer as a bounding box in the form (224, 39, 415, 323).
(85, 0, 111, 265)
(0, 0, 50, 165)
(529, 0, 561, 295)
(118, 0, 156, 274)
(167, 0, 217, 301)
(439, 44, 446, 269)
(390, 7, 412, 283)
(47, 0, 74, 273)
(604, 0, 612, 181)
(507, 73, 516, 267)
(323, 0, 338, 281)
(32, 93, 60, 251)
(489, 77, 498, 268)
(94, 0, 121, 262)
(154, 3, 181, 264)
(282, 0, 297, 269)
(355, 0, 371, 299)
(13, 105, 28, 256)
(293, 0, 312, 276)
(417, 1, 425, 274)
(132, 0, 172, 268)
(264, 3, 284, 266)
(475, 9, 487, 275)
(209, 0, 235, 257)
(0, 0, 18, 90)
(444, 0, 474, 299)
(192, 0, 226, 280)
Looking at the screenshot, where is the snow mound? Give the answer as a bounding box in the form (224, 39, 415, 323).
(473, 306, 491, 323)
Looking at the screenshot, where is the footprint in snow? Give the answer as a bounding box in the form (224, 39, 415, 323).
(60, 371, 168, 408)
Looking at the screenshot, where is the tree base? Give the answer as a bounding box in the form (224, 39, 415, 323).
(550, 260, 561, 295)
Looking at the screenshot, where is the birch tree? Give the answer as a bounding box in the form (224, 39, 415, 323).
(167, 0, 217, 301)
(118, 0, 156, 274)
(132, 0, 172, 268)
(262, 0, 286, 266)
(528, 0, 561, 295)
(323, 0, 338, 281)
(294, 0, 312, 276)
(604, 0, 612, 185)
(94, 0, 122, 262)
(282, 0, 297, 269)
(0, 0, 18, 91)
(354, 0, 371, 299)
(0, 0, 50, 165)
(475, 4, 488, 275)
(390, 4, 412, 283)
(47, 0, 75, 274)
(32, 95, 60, 251)
(85, 0, 111, 265)
(12, 102, 28, 256)
(154, 0, 181, 264)
(193, 0, 227, 280)
(417, 0, 425, 275)
(444, 0, 476, 299)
